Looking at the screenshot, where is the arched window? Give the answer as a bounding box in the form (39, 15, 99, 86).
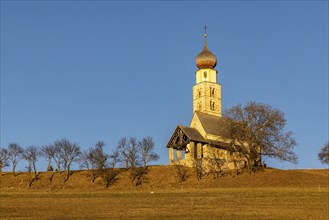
(198, 102, 202, 111)
(198, 89, 201, 98)
(212, 102, 215, 110)
(210, 101, 213, 110)
(212, 88, 215, 97)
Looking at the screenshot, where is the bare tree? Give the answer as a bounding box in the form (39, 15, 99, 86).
(87, 141, 109, 182)
(318, 142, 329, 164)
(55, 139, 81, 181)
(207, 157, 225, 179)
(93, 141, 107, 170)
(51, 142, 63, 172)
(223, 102, 298, 173)
(22, 145, 40, 187)
(0, 148, 9, 176)
(8, 142, 23, 176)
(40, 144, 54, 171)
(22, 145, 39, 175)
(117, 137, 129, 168)
(117, 137, 141, 168)
(139, 137, 160, 167)
(127, 137, 140, 168)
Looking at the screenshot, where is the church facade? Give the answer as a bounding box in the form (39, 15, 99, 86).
(166, 32, 244, 170)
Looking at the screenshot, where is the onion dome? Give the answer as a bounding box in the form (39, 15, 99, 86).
(195, 34, 217, 69)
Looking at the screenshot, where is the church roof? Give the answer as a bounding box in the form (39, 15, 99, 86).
(167, 124, 231, 150)
(178, 125, 207, 143)
(194, 111, 229, 136)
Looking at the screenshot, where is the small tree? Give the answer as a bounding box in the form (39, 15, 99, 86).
(207, 157, 225, 179)
(40, 144, 54, 171)
(139, 137, 160, 167)
(86, 141, 109, 182)
(8, 142, 23, 176)
(117, 137, 141, 169)
(55, 139, 81, 181)
(223, 102, 298, 173)
(51, 142, 63, 172)
(94, 141, 108, 170)
(22, 145, 39, 175)
(127, 137, 140, 168)
(117, 137, 129, 168)
(22, 145, 40, 187)
(318, 142, 329, 164)
(0, 148, 9, 176)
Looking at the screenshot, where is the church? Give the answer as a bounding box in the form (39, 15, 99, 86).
(166, 30, 243, 170)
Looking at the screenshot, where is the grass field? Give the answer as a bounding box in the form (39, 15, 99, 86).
(0, 166, 328, 219)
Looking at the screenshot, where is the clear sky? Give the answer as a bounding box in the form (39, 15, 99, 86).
(1, 1, 328, 171)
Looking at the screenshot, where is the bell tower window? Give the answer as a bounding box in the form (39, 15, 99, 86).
(203, 71, 207, 79)
(210, 101, 215, 111)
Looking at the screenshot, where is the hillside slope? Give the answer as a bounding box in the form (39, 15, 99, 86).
(0, 166, 328, 191)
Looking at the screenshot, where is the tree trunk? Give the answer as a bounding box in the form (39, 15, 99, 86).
(64, 164, 71, 182)
(13, 164, 16, 176)
(47, 160, 51, 171)
(33, 162, 37, 175)
(57, 162, 61, 173)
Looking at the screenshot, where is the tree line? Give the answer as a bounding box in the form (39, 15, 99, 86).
(0, 136, 159, 186)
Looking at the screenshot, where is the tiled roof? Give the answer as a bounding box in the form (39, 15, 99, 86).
(194, 111, 229, 136)
(178, 125, 206, 143)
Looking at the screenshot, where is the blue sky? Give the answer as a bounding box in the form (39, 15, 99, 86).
(1, 1, 328, 171)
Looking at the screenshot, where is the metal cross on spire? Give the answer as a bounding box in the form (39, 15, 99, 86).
(203, 25, 208, 37)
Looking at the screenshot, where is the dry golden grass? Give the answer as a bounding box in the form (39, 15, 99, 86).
(0, 166, 328, 219)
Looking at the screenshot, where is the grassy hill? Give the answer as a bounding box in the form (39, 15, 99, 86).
(1, 166, 328, 191)
(0, 166, 328, 219)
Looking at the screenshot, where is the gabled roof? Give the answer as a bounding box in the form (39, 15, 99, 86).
(166, 125, 207, 149)
(166, 124, 231, 151)
(178, 125, 206, 143)
(194, 111, 229, 136)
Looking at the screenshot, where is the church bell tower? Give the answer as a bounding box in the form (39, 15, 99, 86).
(193, 27, 222, 117)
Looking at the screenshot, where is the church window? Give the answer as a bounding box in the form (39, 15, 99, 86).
(210, 101, 213, 110)
(198, 102, 202, 111)
(203, 71, 207, 78)
(212, 102, 215, 110)
(210, 88, 215, 97)
(198, 89, 201, 98)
